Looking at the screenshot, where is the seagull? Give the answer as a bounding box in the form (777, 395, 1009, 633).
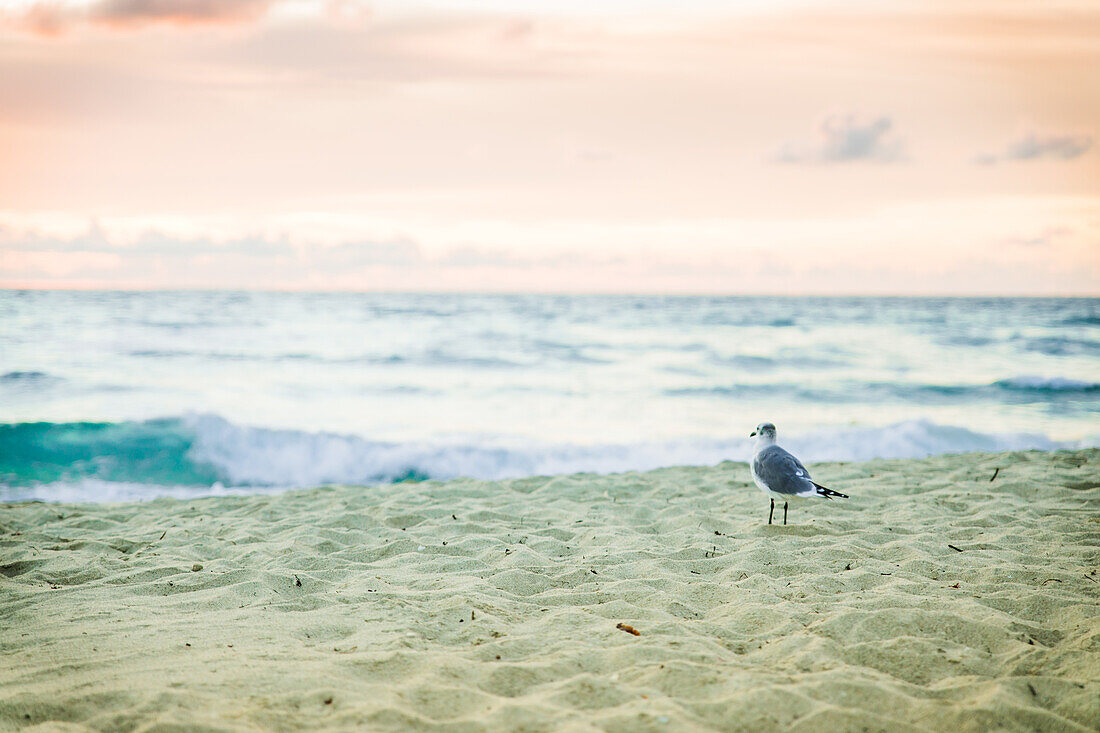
(749, 422, 848, 525)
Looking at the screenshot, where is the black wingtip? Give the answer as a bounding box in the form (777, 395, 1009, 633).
(813, 482, 849, 499)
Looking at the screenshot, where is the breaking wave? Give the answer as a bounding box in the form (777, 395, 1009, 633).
(1, 414, 1087, 503)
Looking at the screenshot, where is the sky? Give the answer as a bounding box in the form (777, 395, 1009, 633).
(0, 0, 1097, 294)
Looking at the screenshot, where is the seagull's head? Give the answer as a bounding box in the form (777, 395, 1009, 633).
(749, 422, 777, 443)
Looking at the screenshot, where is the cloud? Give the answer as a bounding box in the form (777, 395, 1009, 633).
(0, 223, 295, 257)
(1006, 132, 1092, 160)
(0, 224, 427, 286)
(216, 16, 566, 85)
(0, 223, 627, 288)
(774, 113, 904, 164)
(93, 0, 274, 26)
(975, 131, 1093, 164)
(998, 226, 1071, 249)
(322, 239, 423, 267)
(4, 0, 279, 34)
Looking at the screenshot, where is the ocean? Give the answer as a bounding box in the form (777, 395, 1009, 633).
(1, 291, 1096, 502)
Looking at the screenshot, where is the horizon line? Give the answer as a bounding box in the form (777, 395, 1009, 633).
(1, 286, 1096, 299)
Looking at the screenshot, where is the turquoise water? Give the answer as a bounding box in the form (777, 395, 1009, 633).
(1, 292, 1096, 501)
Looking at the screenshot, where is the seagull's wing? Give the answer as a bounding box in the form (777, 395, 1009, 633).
(752, 445, 818, 497)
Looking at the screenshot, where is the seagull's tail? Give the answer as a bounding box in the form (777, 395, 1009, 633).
(813, 482, 848, 499)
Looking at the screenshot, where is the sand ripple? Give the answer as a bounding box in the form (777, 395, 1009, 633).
(1, 450, 1098, 731)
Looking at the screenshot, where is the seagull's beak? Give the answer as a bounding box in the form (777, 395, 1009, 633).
(749, 431, 756, 437)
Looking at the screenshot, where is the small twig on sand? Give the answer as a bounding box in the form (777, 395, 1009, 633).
(989, 468, 1000, 482)
(1040, 578, 1062, 586)
(948, 544, 963, 553)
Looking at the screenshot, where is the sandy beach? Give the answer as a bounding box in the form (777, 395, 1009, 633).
(2, 449, 1097, 732)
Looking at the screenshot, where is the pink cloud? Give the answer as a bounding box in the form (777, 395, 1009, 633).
(5, 0, 278, 35)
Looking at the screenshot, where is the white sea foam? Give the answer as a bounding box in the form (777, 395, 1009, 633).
(185, 414, 1082, 486)
(3, 478, 292, 504)
(5, 414, 1090, 503)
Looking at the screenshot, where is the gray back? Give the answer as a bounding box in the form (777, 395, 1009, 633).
(753, 445, 815, 495)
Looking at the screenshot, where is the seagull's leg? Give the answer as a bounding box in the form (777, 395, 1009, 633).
(783, 502, 788, 525)
(768, 498, 774, 525)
